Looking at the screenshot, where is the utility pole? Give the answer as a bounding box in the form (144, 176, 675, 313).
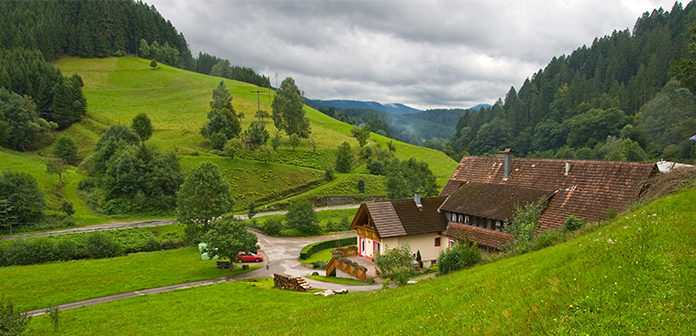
(274, 73, 279, 89)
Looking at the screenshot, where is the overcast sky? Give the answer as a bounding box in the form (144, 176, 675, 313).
(152, 0, 680, 110)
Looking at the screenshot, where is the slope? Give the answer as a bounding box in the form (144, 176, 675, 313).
(46, 56, 456, 214)
(24, 185, 696, 335)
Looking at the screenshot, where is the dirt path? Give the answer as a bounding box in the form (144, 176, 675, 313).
(2, 204, 361, 241)
(24, 228, 383, 317)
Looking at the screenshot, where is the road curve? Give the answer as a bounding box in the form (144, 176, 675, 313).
(24, 227, 385, 317)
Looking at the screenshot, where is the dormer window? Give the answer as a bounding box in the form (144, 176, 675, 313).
(464, 215, 470, 224)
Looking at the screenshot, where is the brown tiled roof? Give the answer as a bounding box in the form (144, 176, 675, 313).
(357, 197, 449, 238)
(444, 223, 511, 248)
(439, 182, 555, 222)
(441, 157, 657, 231)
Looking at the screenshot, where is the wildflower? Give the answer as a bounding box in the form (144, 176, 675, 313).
(569, 305, 573, 308)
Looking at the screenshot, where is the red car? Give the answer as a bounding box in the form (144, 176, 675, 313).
(237, 251, 263, 262)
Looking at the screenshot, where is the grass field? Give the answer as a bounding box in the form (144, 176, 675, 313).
(0, 56, 455, 232)
(0, 246, 256, 311)
(23, 186, 696, 335)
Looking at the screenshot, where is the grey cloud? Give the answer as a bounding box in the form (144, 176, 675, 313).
(153, 0, 678, 109)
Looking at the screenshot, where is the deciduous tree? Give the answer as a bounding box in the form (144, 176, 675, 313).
(202, 215, 258, 270)
(335, 142, 353, 173)
(285, 200, 319, 235)
(131, 113, 153, 143)
(272, 77, 310, 138)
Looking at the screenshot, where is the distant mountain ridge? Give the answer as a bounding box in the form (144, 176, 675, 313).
(306, 99, 423, 115)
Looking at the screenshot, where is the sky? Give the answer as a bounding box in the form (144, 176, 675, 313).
(152, 0, 681, 110)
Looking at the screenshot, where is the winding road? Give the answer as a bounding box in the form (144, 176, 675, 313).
(20, 204, 384, 317)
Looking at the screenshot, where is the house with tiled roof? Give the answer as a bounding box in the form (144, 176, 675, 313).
(440, 150, 658, 253)
(348, 194, 449, 266)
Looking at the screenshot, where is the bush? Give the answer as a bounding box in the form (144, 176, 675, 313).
(324, 167, 335, 181)
(262, 218, 284, 236)
(144, 236, 161, 252)
(55, 239, 79, 261)
(563, 215, 587, 232)
(77, 177, 96, 191)
(357, 179, 365, 193)
(531, 229, 561, 251)
(312, 260, 328, 269)
(85, 231, 123, 259)
(160, 238, 180, 250)
(61, 200, 75, 217)
(374, 243, 413, 287)
(437, 237, 481, 276)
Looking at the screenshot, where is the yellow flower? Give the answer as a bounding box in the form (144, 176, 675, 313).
(586, 296, 589, 298)
(569, 305, 573, 308)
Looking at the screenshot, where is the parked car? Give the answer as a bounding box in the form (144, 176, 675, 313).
(237, 251, 263, 262)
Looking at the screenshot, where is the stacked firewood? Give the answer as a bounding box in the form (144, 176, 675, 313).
(273, 273, 313, 291)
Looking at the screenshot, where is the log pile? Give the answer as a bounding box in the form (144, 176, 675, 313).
(273, 273, 313, 291)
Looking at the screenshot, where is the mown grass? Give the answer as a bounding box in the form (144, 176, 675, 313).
(24, 187, 696, 335)
(254, 207, 358, 234)
(0, 246, 256, 311)
(298, 245, 355, 264)
(305, 274, 369, 285)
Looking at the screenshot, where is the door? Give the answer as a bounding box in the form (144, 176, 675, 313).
(373, 241, 380, 256)
(360, 237, 365, 256)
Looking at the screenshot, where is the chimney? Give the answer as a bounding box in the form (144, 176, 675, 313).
(565, 161, 571, 176)
(497, 148, 512, 180)
(414, 191, 422, 208)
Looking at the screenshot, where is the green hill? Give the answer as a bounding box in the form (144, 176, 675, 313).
(25, 183, 696, 335)
(0, 56, 455, 228)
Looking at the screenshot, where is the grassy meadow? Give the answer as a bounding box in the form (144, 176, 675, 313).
(0, 56, 457, 227)
(0, 246, 255, 311)
(20, 185, 696, 335)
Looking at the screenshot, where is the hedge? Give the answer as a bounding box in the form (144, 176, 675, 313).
(0, 227, 185, 267)
(300, 237, 356, 260)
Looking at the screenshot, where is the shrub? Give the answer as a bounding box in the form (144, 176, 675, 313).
(312, 260, 328, 269)
(77, 177, 96, 191)
(324, 167, 335, 181)
(437, 237, 481, 276)
(374, 243, 413, 287)
(55, 239, 79, 261)
(5, 239, 39, 266)
(160, 238, 180, 250)
(335, 142, 353, 173)
(85, 231, 123, 259)
(531, 229, 561, 251)
(563, 215, 587, 232)
(61, 200, 75, 217)
(0, 296, 31, 336)
(262, 218, 284, 236)
(357, 179, 365, 193)
(502, 196, 548, 253)
(144, 236, 161, 252)
(210, 132, 228, 150)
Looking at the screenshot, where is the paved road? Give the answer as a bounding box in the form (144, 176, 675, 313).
(3, 204, 361, 241)
(25, 228, 383, 317)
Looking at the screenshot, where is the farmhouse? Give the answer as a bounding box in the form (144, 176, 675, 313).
(439, 150, 658, 253)
(348, 193, 449, 267)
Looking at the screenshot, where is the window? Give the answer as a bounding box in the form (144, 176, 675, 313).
(458, 214, 463, 223)
(496, 221, 502, 231)
(434, 237, 441, 247)
(464, 215, 470, 224)
(448, 239, 456, 249)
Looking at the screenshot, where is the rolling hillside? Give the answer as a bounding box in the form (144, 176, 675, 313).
(25, 182, 696, 335)
(2, 56, 456, 227)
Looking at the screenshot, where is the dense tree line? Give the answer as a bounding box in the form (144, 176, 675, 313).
(446, 3, 696, 163)
(81, 121, 185, 215)
(0, 48, 86, 130)
(0, 0, 192, 66)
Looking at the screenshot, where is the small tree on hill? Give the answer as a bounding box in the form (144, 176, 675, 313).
(224, 138, 245, 160)
(61, 200, 75, 217)
(202, 215, 258, 270)
(247, 201, 258, 219)
(285, 200, 320, 235)
(384, 158, 438, 199)
(271, 129, 283, 150)
(0, 296, 31, 335)
(150, 60, 157, 69)
(289, 133, 300, 151)
(53, 136, 78, 164)
(257, 145, 275, 163)
(177, 161, 234, 242)
(335, 141, 353, 173)
(131, 113, 153, 143)
(45, 159, 66, 185)
(272, 77, 310, 138)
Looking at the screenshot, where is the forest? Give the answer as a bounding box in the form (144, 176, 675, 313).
(0, 0, 269, 87)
